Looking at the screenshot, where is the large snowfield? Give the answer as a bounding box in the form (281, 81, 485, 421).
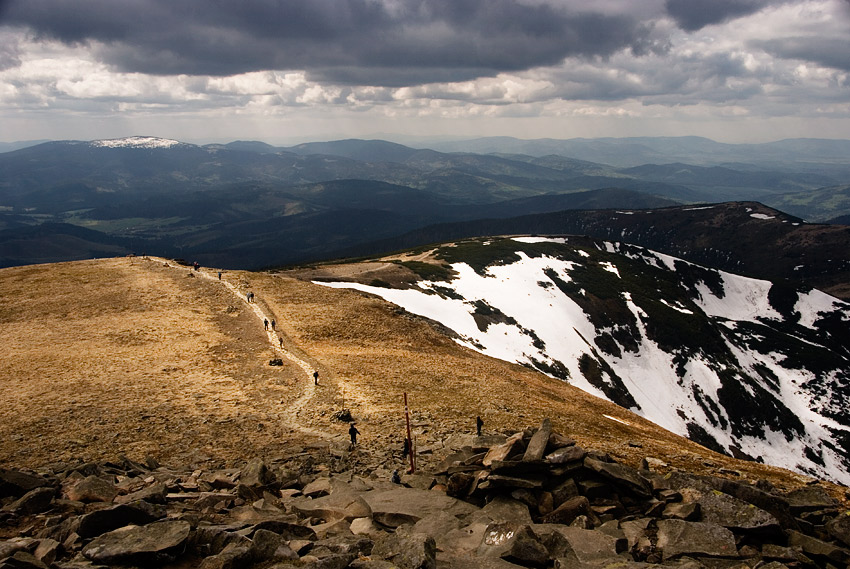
(319, 237, 850, 484)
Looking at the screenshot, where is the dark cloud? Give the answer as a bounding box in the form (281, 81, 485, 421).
(755, 37, 850, 72)
(0, 0, 656, 85)
(664, 0, 770, 31)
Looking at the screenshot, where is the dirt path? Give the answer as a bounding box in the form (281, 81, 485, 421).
(154, 259, 329, 440)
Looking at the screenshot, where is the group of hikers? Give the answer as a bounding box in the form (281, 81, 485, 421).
(195, 261, 492, 474)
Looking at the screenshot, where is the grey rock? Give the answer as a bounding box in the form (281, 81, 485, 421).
(762, 543, 801, 562)
(540, 496, 592, 526)
(115, 482, 167, 504)
(826, 511, 850, 547)
(188, 526, 252, 557)
(583, 457, 652, 498)
(4, 488, 54, 515)
(0, 538, 35, 560)
(241, 458, 275, 488)
(787, 529, 850, 565)
(534, 525, 622, 565)
(683, 486, 780, 534)
(251, 519, 317, 540)
(523, 419, 552, 462)
(311, 534, 373, 557)
(481, 496, 533, 525)
(2, 551, 48, 569)
(81, 520, 191, 565)
(249, 528, 282, 561)
(411, 511, 462, 541)
(440, 522, 491, 557)
(545, 446, 586, 465)
(302, 477, 332, 497)
(502, 527, 549, 567)
(77, 500, 166, 538)
(662, 501, 701, 521)
(291, 492, 371, 522)
(785, 486, 837, 514)
(0, 470, 49, 499)
(482, 433, 524, 467)
(656, 519, 737, 560)
(480, 473, 544, 490)
(362, 487, 476, 528)
(372, 526, 436, 569)
(620, 518, 652, 552)
(198, 543, 252, 569)
(33, 539, 60, 566)
(550, 478, 579, 508)
(65, 476, 117, 503)
(707, 476, 797, 530)
(300, 553, 357, 569)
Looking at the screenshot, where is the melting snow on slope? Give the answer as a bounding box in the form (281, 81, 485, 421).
(316, 239, 850, 484)
(695, 271, 781, 324)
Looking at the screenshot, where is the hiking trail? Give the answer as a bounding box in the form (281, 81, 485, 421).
(153, 259, 331, 441)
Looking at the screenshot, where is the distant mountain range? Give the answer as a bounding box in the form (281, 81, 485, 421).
(1, 136, 849, 287)
(315, 235, 850, 484)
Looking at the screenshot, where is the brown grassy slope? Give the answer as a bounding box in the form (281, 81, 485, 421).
(0, 257, 841, 499)
(0, 257, 313, 468)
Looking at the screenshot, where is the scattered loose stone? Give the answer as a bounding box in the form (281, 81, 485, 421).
(1, 418, 848, 569)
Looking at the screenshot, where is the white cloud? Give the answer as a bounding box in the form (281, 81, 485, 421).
(0, 1, 849, 142)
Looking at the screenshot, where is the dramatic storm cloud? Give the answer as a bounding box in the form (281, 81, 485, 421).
(0, 0, 848, 143)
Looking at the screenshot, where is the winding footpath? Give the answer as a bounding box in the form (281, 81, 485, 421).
(152, 258, 330, 440)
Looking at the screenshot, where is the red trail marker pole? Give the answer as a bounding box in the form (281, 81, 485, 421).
(404, 392, 415, 473)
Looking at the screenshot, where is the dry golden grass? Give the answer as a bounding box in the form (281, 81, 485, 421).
(0, 256, 844, 500)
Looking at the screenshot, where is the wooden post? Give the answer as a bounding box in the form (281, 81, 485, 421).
(404, 392, 415, 473)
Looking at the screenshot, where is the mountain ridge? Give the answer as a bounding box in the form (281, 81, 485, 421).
(299, 234, 850, 484)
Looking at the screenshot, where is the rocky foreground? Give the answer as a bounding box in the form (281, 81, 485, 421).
(1, 420, 849, 569)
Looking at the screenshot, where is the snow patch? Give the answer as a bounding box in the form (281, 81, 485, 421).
(600, 262, 620, 278)
(750, 213, 775, 220)
(90, 136, 182, 149)
(513, 236, 568, 244)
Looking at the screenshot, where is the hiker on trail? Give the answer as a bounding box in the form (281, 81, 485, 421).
(313, 370, 319, 385)
(402, 438, 410, 460)
(264, 318, 269, 330)
(391, 470, 401, 484)
(218, 271, 222, 280)
(279, 337, 284, 348)
(271, 319, 276, 331)
(193, 261, 199, 271)
(349, 423, 360, 445)
(476, 416, 484, 436)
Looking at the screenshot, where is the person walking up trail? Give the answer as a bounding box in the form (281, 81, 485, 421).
(264, 318, 269, 330)
(349, 422, 360, 445)
(271, 319, 276, 331)
(313, 370, 319, 385)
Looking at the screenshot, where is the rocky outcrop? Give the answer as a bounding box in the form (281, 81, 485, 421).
(0, 420, 848, 569)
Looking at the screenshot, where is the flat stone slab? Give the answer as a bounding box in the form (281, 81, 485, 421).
(656, 519, 737, 560)
(82, 520, 191, 565)
(362, 488, 478, 528)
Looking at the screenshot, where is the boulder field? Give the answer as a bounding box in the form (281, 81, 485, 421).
(1, 420, 848, 569)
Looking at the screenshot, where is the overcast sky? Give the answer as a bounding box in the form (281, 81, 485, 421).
(1, 0, 849, 144)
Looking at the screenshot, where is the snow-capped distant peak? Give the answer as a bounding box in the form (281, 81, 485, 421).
(90, 136, 183, 149)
